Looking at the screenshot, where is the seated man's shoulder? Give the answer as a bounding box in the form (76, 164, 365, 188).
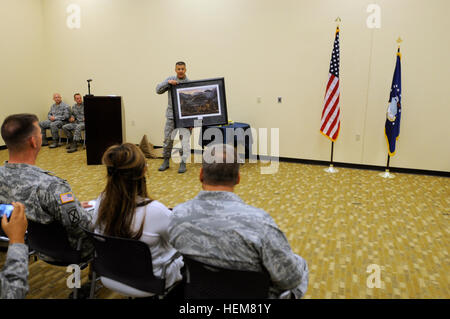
(3, 164, 54, 180)
(44, 171, 67, 182)
(172, 199, 196, 214)
(240, 201, 270, 216)
(0, 166, 72, 206)
(239, 203, 280, 227)
(22, 166, 69, 188)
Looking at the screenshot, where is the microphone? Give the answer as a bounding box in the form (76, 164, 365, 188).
(87, 79, 93, 95)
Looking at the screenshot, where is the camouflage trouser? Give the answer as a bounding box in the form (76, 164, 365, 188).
(163, 118, 191, 162)
(62, 122, 85, 142)
(39, 120, 64, 141)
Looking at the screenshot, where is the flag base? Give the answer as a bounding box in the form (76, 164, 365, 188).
(324, 164, 338, 173)
(379, 169, 395, 179)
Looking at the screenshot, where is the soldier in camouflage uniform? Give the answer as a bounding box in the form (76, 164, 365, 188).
(0, 114, 94, 262)
(39, 93, 70, 148)
(168, 144, 309, 298)
(63, 93, 85, 153)
(156, 61, 191, 174)
(0, 202, 29, 299)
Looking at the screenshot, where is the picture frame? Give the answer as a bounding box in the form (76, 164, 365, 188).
(171, 77, 228, 128)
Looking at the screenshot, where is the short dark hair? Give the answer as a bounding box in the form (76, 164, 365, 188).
(175, 61, 186, 66)
(202, 144, 240, 187)
(1, 113, 39, 151)
(74, 93, 81, 98)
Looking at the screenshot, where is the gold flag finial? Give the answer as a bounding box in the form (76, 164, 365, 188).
(335, 17, 341, 29)
(396, 37, 403, 46)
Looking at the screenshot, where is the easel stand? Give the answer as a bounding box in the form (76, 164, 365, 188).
(379, 154, 395, 178)
(324, 141, 339, 173)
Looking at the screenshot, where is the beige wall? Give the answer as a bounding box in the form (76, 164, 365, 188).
(0, 0, 47, 145)
(2, 0, 450, 171)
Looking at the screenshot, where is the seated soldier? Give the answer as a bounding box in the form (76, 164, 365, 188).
(39, 93, 70, 148)
(168, 144, 309, 298)
(63, 93, 85, 153)
(0, 114, 94, 262)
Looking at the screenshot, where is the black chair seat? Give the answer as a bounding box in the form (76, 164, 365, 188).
(27, 220, 83, 265)
(26, 220, 92, 299)
(183, 256, 270, 299)
(83, 229, 177, 298)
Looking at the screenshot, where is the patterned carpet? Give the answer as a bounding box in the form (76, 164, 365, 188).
(0, 146, 448, 299)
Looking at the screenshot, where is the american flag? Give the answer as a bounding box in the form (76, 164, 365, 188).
(320, 27, 341, 141)
(60, 192, 74, 204)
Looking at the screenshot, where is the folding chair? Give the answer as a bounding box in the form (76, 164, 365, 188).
(26, 220, 92, 299)
(182, 255, 270, 299)
(83, 229, 180, 299)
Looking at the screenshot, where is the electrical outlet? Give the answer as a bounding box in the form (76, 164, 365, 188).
(257, 97, 261, 103)
(277, 97, 282, 103)
(355, 134, 360, 141)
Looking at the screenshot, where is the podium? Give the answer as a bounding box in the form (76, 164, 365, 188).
(84, 95, 124, 165)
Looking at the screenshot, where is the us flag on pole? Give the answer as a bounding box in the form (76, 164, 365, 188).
(320, 26, 341, 141)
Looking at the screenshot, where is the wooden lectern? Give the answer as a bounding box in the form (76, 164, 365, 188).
(84, 95, 125, 165)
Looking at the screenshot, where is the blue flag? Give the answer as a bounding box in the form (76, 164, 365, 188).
(385, 48, 402, 156)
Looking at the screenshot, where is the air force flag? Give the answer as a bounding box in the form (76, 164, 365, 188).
(385, 48, 402, 156)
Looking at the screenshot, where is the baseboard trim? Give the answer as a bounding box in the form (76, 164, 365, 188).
(275, 156, 450, 178)
(177, 147, 448, 178)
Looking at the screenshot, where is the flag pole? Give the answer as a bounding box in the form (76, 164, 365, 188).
(380, 37, 401, 179)
(324, 141, 338, 173)
(380, 154, 395, 178)
(324, 17, 341, 174)
(331, 141, 334, 164)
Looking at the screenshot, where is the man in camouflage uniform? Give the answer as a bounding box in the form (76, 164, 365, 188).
(39, 93, 70, 148)
(168, 144, 309, 299)
(0, 114, 94, 261)
(63, 93, 85, 153)
(156, 61, 191, 174)
(0, 202, 29, 299)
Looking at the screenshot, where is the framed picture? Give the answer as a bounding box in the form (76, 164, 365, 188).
(171, 77, 228, 128)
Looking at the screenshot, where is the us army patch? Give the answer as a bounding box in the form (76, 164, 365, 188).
(60, 192, 75, 204)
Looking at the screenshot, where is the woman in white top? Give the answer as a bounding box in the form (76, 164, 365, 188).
(92, 143, 183, 290)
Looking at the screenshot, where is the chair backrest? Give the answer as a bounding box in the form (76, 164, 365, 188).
(183, 256, 271, 299)
(0, 227, 9, 251)
(0, 227, 7, 239)
(27, 220, 81, 265)
(83, 229, 165, 294)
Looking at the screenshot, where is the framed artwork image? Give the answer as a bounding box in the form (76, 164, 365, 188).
(171, 77, 228, 128)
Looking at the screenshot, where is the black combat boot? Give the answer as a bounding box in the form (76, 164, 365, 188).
(42, 134, 49, 146)
(178, 161, 187, 174)
(67, 141, 78, 153)
(158, 158, 170, 171)
(66, 137, 73, 149)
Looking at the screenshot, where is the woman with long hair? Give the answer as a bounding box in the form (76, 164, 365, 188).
(92, 143, 183, 290)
